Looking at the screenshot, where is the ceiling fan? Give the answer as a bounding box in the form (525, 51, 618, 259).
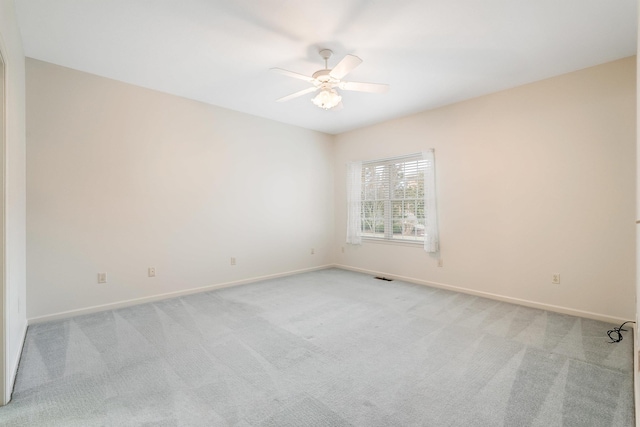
(272, 49, 389, 110)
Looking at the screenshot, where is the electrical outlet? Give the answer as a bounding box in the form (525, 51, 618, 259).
(311, 248, 315, 255)
(437, 259, 443, 267)
(231, 257, 236, 266)
(148, 267, 156, 277)
(552, 273, 560, 284)
(98, 272, 107, 284)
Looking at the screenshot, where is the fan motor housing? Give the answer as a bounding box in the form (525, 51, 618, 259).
(312, 69, 333, 83)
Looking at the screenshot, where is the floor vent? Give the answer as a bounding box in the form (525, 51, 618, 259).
(375, 276, 393, 281)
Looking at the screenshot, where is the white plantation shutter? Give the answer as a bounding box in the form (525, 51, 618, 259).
(422, 150, 439, 253)
(346, 161, 362, 244)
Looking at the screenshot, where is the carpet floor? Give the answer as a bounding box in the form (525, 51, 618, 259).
(0, 268, 634, 426)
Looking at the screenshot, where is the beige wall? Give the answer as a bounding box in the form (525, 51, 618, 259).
(335, 57, 636, 322)
(26, 56, 636, 324)
(26, 59, 335, 320)
(0, 0, 27, 403)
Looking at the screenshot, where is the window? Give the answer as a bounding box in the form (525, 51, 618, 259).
(347, 151, 439, 252)
(361, 154, 426, 242)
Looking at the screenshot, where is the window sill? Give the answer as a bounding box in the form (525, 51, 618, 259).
(362, 237, 424, 247)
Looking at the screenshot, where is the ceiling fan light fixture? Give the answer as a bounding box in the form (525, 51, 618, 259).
(273, 49, 388, 110)
(312, 88, 342, 110)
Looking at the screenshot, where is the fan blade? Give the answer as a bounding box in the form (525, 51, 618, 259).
(271, 68, 315, 83)
(276, 86, 318, 102)
(329, 55, 362, 79)
(339, 81, 389, 93)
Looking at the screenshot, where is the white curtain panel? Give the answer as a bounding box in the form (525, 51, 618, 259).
(423, 150, 439, 253)
(346, 160, 362, 245)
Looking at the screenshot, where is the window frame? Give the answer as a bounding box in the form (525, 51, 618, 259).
(360, 153, 427, 245)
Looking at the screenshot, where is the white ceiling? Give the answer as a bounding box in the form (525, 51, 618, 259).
(14, 0, 638, 135)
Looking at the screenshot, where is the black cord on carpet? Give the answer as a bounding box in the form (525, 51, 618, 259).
(607, 321, 635, 343)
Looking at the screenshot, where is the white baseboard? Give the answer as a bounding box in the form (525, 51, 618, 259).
(334, 264, 632, 325)
(28, 265, 333, 325)
(27, 262, 632, 327)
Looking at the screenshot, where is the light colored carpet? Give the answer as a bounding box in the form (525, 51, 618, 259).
(0, 268, 634, 426)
